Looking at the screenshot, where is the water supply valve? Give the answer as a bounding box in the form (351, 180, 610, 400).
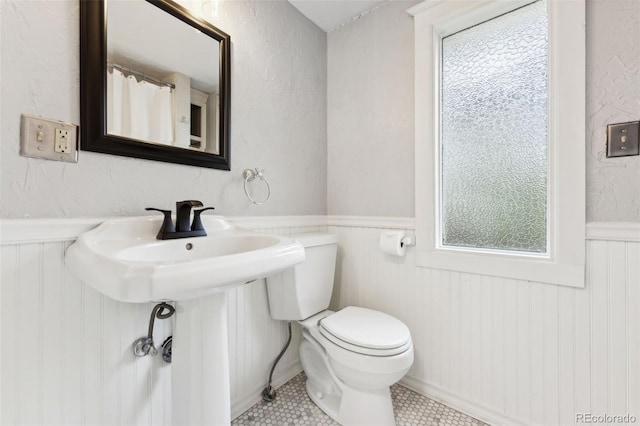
(132, 302, 175, 360)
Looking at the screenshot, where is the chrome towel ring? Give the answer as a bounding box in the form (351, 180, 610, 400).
(243, 168, 271, 205)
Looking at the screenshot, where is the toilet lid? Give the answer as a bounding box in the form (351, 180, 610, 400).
(318, 307, 411, 351)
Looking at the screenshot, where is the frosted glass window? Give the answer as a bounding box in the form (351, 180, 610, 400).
(440, 0, 548, 253)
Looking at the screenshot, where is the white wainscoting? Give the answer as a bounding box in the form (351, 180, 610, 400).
(0, 216, 326, 426)
(2, 217, 638, 426)
(328, 221, 640, 426)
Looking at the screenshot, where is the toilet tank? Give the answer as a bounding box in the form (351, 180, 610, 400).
(266, 233, 338, 321)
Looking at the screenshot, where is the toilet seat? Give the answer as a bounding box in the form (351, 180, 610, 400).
(318, 307, 411, 357)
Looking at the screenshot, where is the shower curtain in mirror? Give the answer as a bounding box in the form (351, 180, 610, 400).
(107, 68, 174, 145)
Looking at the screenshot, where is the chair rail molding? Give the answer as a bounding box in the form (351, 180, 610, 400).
(1, 217, 638, 244)
(0, 215, 328, 245)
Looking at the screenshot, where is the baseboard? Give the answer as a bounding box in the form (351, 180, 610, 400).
(399, 375, 526, 426)
(230, 361, 303, 420)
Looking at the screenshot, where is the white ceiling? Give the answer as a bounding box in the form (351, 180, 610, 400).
(288, 0, 387, 32)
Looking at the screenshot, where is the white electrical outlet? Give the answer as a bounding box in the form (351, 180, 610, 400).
(55, 128, 71, 153)
(20, 114, 78, 162)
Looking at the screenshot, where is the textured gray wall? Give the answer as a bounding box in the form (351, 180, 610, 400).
(3, 0, 637, 221)
(327, 0, 640, 222)
(585, 0, 640, 222)
(0, 0, 327, 218)
(327, 0, 418, 218)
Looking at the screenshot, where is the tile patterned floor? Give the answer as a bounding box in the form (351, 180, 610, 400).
(231, 373, 488, 426)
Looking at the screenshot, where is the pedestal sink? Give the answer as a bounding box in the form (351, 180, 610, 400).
(66, 215, 305, 425)
(66, 215, 305, 302)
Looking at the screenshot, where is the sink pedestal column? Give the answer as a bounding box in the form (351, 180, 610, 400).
(172, 292, 230, 425)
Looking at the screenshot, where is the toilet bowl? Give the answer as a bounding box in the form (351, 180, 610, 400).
(265, 233, 414, 426)
(299, 308, 413, 425)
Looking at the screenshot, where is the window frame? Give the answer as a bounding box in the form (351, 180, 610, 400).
(409, 0, 585, 287)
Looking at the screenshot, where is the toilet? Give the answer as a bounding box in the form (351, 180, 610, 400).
(266, 233, 414, 426)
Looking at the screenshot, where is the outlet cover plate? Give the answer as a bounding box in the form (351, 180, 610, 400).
(607, 121, 639, 158)
(20, 114, 79, 163)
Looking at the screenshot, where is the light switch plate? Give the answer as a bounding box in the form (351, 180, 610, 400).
(606, 121, 639, 158)
(20, 114, 79, 163)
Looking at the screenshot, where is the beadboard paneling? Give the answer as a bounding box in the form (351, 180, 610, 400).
(0, 219, 324, 426)
(328, 224, 640, 426)
(228, 223, 327, 419)
(2, 218, 637, 425)
(1, 241, 174, 426)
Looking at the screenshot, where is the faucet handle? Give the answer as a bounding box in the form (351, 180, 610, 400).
(145, 207, 176, 238)
(191, 207, 216, 232)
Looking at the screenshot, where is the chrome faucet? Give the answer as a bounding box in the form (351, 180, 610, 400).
(146, 200, 215, 240)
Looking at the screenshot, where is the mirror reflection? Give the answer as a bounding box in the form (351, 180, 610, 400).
(106, 0, 221, 154)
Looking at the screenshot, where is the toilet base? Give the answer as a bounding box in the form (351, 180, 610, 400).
(300, 333, 397, 426)
(306, 375, 396, 426)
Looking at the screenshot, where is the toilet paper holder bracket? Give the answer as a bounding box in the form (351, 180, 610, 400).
(400, 235, 415, 247)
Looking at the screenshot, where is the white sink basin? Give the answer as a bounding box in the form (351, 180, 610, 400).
(65, 215, 305, 302)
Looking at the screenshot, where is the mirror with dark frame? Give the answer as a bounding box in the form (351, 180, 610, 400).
(80, 0, 231, 170)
